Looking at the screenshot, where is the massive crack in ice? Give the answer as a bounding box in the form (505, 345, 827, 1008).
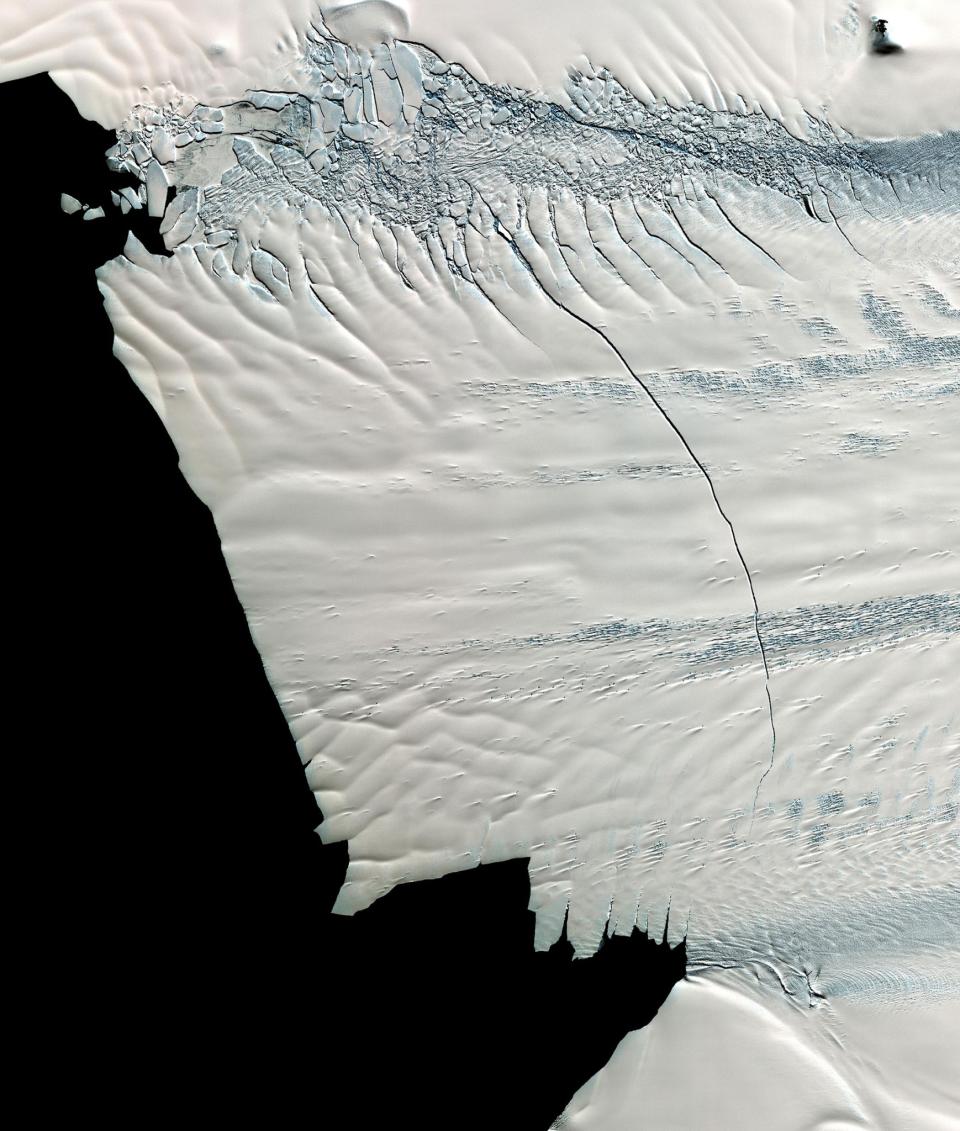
(76, 11, 960, 967)
(104, 22, 957, 836)
(481, 227, 779, 823)
(7, 0, 955, 1122)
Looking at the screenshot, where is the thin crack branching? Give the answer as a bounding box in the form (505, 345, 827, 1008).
(489, 217, 777, 825)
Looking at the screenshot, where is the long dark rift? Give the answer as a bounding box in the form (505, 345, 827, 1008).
(486, 210, 777, 821)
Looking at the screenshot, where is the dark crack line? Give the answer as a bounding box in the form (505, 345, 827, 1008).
(454, 227, 555, 366)
(607, 206, 665, 286)
(332, 205, 364, 259)
(829, 209, 867, 260)
(575, 213, 634, 289)
(757, 959, 793, 997)
(488, 219, 777, 825)
(630, 198, 703, 278)
(815, 174, 868, 261)
(886, 174, 906, 208)
(665, 199, 729, 276)
(844, 171, 883, 222)
(702, 187, 790, 275)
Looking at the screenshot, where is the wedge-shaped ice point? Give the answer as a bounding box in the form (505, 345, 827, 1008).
(390, 42, 423, 122)
(119, 186, 141, 212)
(83, 206, 105, 220)
(60, 193, 81, 214)
(120, 229, 152, 264)
(151, 127, 176, 165)
(144, 159, 169, 218)
(370, 46, 403, 127)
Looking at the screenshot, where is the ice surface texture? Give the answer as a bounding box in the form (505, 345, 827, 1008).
(3, 0, 957, 1124)
(80, 7, 958, 959)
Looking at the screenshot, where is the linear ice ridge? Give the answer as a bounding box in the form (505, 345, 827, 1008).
(104, 24, 957, 826)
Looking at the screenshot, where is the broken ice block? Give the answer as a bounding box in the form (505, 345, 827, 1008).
(144, 160, 169, 218)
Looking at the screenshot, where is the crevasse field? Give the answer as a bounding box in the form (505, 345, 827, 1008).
(3, 2, 957, 1126)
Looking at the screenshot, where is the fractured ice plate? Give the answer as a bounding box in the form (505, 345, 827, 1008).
(3, 0, 957, 1125)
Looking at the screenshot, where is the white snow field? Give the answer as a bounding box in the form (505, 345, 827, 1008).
(3, 1, 957, 1126)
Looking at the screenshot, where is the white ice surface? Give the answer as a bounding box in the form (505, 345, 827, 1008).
(3, 0, 958, 1125)
(2, 1, 959, 137)
(399, 0, 960, 140)
(95, 206, 959, 950)
(557, 967, 960, 1131)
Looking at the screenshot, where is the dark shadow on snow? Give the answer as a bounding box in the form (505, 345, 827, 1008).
(870, 18, 904, 55)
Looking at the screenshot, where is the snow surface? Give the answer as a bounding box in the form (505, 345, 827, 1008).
(557, 967, 960, 1130)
